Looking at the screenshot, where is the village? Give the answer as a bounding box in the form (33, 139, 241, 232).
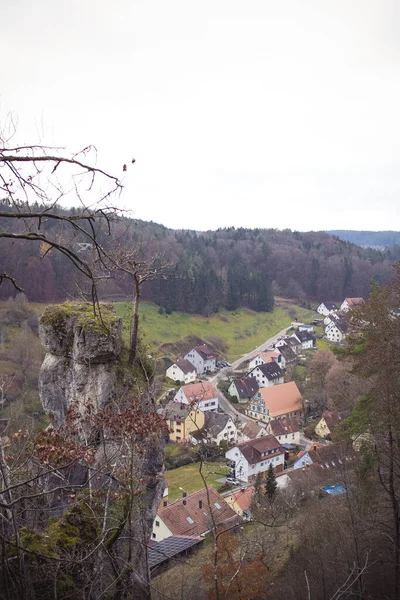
(148, 298, 365, 573)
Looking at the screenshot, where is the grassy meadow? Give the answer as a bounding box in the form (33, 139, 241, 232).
(165, 461, 230, 502)
(115, 300, 317, 361)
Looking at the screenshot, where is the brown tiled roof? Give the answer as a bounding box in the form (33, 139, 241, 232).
(241, 421, 266, 440)
(323, 411, 346, 430)
(174, 359, 196, 374)
(158, 487, 238, 537)
(181, 381, 217, 404)
(307, 442, 355, 468)
(268, 416, 300, 437)
(345, 298, 364, 307)
(233, 377, 259, 399)
(228, 486, 255, 512)
(257, 382, 302, 418)
(194, 344, 217, 360)
(258, 350, 281, 363)
(237, 435, 284, 465)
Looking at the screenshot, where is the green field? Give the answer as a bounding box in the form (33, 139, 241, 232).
(115, 301, 317, 361)
(165, 461, 230, 501)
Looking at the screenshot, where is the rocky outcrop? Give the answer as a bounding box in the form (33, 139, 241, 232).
(39, 303, 122, 425)
(38, 302, 167, 599)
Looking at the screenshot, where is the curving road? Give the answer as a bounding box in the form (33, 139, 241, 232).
(209, 326, 290, 424)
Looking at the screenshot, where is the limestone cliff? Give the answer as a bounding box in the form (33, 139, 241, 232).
(38, 303, 166, 599)
(39, 303, 123, 425)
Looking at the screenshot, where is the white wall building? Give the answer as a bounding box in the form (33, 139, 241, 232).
(184, 344, 216, 375)
(166, 359, 196, 384)
(248, 363, 284, 388)
(174, 381, 218, 413)
(226, 435, 285, 483)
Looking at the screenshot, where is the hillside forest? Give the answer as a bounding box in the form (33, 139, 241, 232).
(0, 203, 398, 315)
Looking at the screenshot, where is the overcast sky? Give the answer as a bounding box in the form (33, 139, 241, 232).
(2, 0, 400, 231)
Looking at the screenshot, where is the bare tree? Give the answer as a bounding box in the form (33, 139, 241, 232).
(106, 248, 168, 367)
(0, 116, 127, 312)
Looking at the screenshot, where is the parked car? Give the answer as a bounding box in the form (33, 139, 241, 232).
(226, 477, 239, 485)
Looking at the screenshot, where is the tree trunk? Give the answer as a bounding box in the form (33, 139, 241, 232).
(128, 275, 141, 367)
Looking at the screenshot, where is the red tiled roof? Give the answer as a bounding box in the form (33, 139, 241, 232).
(181, 381, 217, 404)
(158, 487, 238, 537)
(257, 382, 302, 418)
(345, 298, 365, 307)
(228, 486, 255, 512)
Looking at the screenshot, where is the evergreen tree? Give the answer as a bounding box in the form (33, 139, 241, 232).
(265, 463, 277, 502)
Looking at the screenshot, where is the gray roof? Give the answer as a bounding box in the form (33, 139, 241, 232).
(278, 346, 297, 363)
(254, 362, 283, 380)
(321, 302, 338, 311)
(204, 411, 230, 436)
(232, 377, 259, 399)
(295, 331, 314, 343)
(148, 536, 203, 570)
(174, 359, 196, 374)
(162, 400, 192, 420)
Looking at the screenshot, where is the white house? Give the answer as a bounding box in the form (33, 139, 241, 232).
(291, 331, 314, 350)
(325, 321, 347, 343)
(248, 362, 284, 388)
(323, 312, 338, 326)
(248, 350, 285, 371)
(267, 416, 301, 446)
(166, 359, 196, 384)
(203, 411, 238, 445)
(340, 298, 364, 312)
(316, 302, 339, 316)
(184, 344, 217, 375)
(174, 381, 218, 413)
(226, 435, 285, 483)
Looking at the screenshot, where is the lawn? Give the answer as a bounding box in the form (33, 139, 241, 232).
(114, 301, 317, 361)
(165, 461, 230, 502)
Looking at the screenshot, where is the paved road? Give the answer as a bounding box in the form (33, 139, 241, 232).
(209, 326, 290, 424)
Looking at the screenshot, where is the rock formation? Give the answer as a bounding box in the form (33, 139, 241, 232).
(39, 303, 123, 425)
(38, 303, 166, 599)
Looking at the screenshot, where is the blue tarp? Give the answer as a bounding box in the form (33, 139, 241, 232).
(324, 483, 346, 495)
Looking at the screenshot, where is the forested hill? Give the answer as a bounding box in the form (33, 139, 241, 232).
(0, 204, 397, 314)
(327, 230, 400, 248)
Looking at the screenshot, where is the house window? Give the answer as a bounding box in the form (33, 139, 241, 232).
(152, 533, 156, 539)
(176, 428, 181, 433)
(155, 520, 160, 527)
(186, 517, 194, 524)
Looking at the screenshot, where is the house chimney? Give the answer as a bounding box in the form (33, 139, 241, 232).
(163, 500, 168, 507)
(199, 500, 203, 509)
